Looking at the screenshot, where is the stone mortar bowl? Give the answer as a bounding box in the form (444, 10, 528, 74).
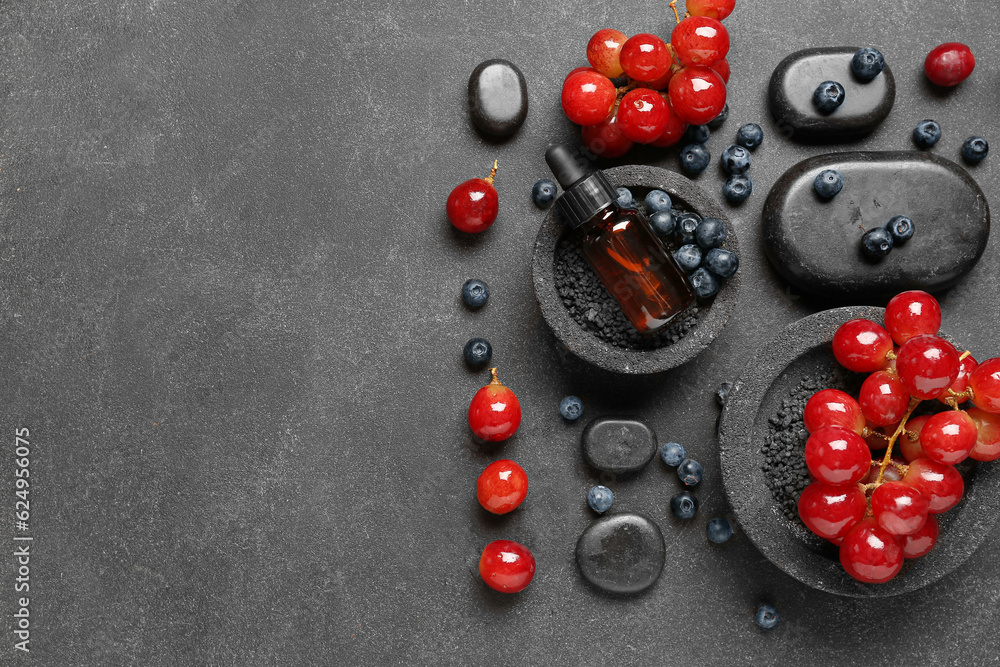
(531, 164, 741, 375)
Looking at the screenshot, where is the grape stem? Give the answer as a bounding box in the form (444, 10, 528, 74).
(484, 160, 499, 186)
(875, 397, 922, 485)
(885, 349, 897, 361)
(959, 350, 972, 361)
(488, 367, 500, 385)
(669, 0, 681, 24)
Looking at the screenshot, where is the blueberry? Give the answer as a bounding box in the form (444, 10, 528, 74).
(722, 174, 753, 204)
(645, 189, 672, 213)
(650, 210, 675, 238)
(721, 144, 751, 174)
(674, 212, 701, 244)
(695, 217, 727, 249)
(461, 279, 490, 308)
(913, 120, 942, 149)
(660, 442, 686, 467)
(813, 169, 843, 199)
(862, 227, 894, 259)
(680, 144, 711, 175)
(706, 517, 733, 543)
(689, 267, 720, 299)
(813, 80, 846, 114)
(674, 244, 703, 273)
(616, 187, 635, 208)
(531, 179, 557, 208)
(463, 337, 492, 367)
(736, 123, 764, 150)
(559, 395, 584, 422)
(886, 215, 914, 244)
(715, 382, 733, 407)
(755, 604, 780, 631)
(587, 485, 614, 513)
(851, 47, 885, 82)
(670, 491, 699, 520)
(704, 248, 739, 279)
(684, 124, 711, 145)
(678, 458, 704, 486)
(707, 104, 729, 130)
(962, 136, 989, 164)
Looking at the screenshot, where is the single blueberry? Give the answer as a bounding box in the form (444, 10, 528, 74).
(886, 215, 914, 244)
(721, 144, 751, 174)
(690, 267, 720, 299)
(674, 212, 702, 244)
(559, 395, 584, 422)
(660, 442, 686, 467)
(463, 337, 492, 367)
(755, 604, 780, 631)
(736, 123, 764, 150)
(715, 382, 733, 407)
(670, 491, 699, 520)
(813, 80, 846, 114)
(851, 47, 885, 82)
(814, 169, 843, 199)
(704, 248, 739, 279)
(680, 144, 711, 176)
(461, 279, 490, 308)
(616, 187, 635, 208)
(707, 517, 734, 543)
(723, 174, 753, 204)
(587, 485, 614, 513)
(674, 244, 703, 273)
(678, 458, 704, 486)
(862, 227, 894, 259)
(645, 189, 672, 213)
(695, 217, 727, 249)
(707, 104, 729, 130)
(913, 120, 942, 149)
(684, 124, 711, 145)
(531, 179, 557, 208)
(962, 136, 989, 164)
(650, 211, 675, 239)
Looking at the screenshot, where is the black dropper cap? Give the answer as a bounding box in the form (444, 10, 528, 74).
(545, 144, 618, 229)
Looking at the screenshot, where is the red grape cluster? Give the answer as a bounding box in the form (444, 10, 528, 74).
(563, 0, 734, 159)
(798, 290, 1000, 584)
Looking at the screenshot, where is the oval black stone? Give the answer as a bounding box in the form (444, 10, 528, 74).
(576, 513, 665, 594)
(581, 418, 657, 474)
(467, 59, 528, 138)
(762, 151, 991, 300)
(769, 46, 895, 142)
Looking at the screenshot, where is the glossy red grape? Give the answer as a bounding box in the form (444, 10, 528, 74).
(939, 353, 977, 405)
(903, 458, 964, 514)
(898, 414, 930, 462)
(859, 371, 910, 427)
(648, 97, 688, 147)
(805, 426, 871, 485)
(832, 319, 894, 373)
(797, 482, 866, 541)
(902, 514, 939, 559)
(804, 389, 866, 435)
(617, 88, 669, 144)
(468, 368, 522, 442)
(871, 481, 929, 536)
(581, 105, 634, 158)
(710, 58, 731, 84)
(671, 16, 730, 67)
(839, 517, 904, 584)
(968, 407, 1000, 462)
(586, 29, 627, 79)
(884, 291, 941, 345)
(861, 458, 904, 483)
(924, 42, 975, 87)
(447, 165, 499, 233)
(619, 33, 672, 83)
(478, 540, 535, 593)
(969, 357, 1000, 413)
(561, 69, 616, 126)
(895, 334, 960, 400)
(667, 66, 727, 125)
(565, 66, 599, 82)
(920, 410, 977, 465)
(476, 459, 528, 514)
(686, 0, 736, 20)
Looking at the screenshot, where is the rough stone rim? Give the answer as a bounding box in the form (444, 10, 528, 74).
(718, 306, 1000, 597)
(532, 165, 741, 375)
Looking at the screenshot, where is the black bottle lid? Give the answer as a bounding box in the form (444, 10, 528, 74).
(545, 144, 617, 229)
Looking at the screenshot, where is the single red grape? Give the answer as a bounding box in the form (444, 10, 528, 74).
(671, 16, 730, 67)
(969, 357, 1000, 413)
(839, 517, 904, 584)
(859, 371, 911, 427)
(939, 353, 977, 405)
(902, 514, 939, 559)
(920, 410, 977, 465)
(648, 97, 688, 147)
(895, 334, 960, 400)
(898, 414, 930, 462)
(667, 66, 727, 125)
(805, 426, 871, 486)
(686, 0, 736, 20)
(832, 319, 894, 373)
(561, 69, 616, 126)
(478, 540, 536, 593)
(871, 481, 929, 536)
(861, 458, 904, 483)
(447, 163, 499, 233)
(476, 459, 528, 514)
(711, 58, 731, 84)
(564, 66, 599, 82)
(903, 458, 964, 514)
(968, 407, 1000, 461)
(581, 105, 634, 158)
(803, 389, 866, 435)
(468, 368, 522, 441)
(617, 88, 669, 144)
(797, 482, 866, 541)
(586, 29, 627, 79)
(619, 33, 672, 83)
(924, 42, 975, 87)
(884, 290, 942, 345)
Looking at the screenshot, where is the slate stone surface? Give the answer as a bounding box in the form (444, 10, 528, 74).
(2, 1, 1000, 665)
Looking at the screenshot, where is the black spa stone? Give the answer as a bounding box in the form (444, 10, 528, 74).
(467, 59, 528, 138)
(762, 151, 990, 300)
(581, 417, 658, 475)
(575, 513, 665, 594)
(768, 46, 895, 142)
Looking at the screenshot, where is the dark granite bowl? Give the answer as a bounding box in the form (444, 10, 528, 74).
(719, 306, 1000, 597)
(531, 165, 740, 375)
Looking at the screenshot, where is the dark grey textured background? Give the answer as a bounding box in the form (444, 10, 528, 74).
(2, 1, 999, 665)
